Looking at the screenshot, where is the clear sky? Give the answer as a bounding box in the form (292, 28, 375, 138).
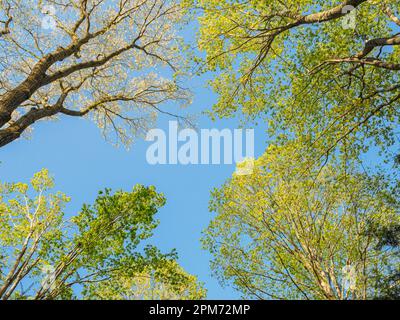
(0, 64, 267, 299)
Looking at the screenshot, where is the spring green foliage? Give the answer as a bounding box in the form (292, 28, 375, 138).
(367, 222, 400, 299)
(0, 169, 205, 300)
(85, 260, 206, 300)
(194, 0, 400, 165)
(203, 145, 400, 299)
(192, 0, 400, 299)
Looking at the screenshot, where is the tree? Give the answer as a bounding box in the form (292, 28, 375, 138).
(0, 0, 190, 148)
(194, 0, 400, 299)
(194, 0, 400, 169)
(84, 260, 206, 299)
(0, 169, 205, 300)
(203, 144, 399, 300)
(367, 222, 400, 299)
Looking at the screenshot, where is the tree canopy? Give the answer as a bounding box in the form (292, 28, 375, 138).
(0, 0, 190, 148)
(1, 0, 400, 301)
(0, 169, 205, 299)
(194, 0, 400, 168)
(203, 145, 400, 299)
(195, 1, 400, 299)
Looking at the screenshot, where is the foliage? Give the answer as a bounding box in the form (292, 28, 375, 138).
(367, 222, 400, 300)
(193, 0, 400, 167)
(0, 0, 191, 148)
(203, 145, 400, 299)
(84, 260, 206, 299)
(193, 0, 400, 300)
(0, 169, 205, 300)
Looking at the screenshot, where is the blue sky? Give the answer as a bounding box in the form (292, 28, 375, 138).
(0, 67, 267, 299)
